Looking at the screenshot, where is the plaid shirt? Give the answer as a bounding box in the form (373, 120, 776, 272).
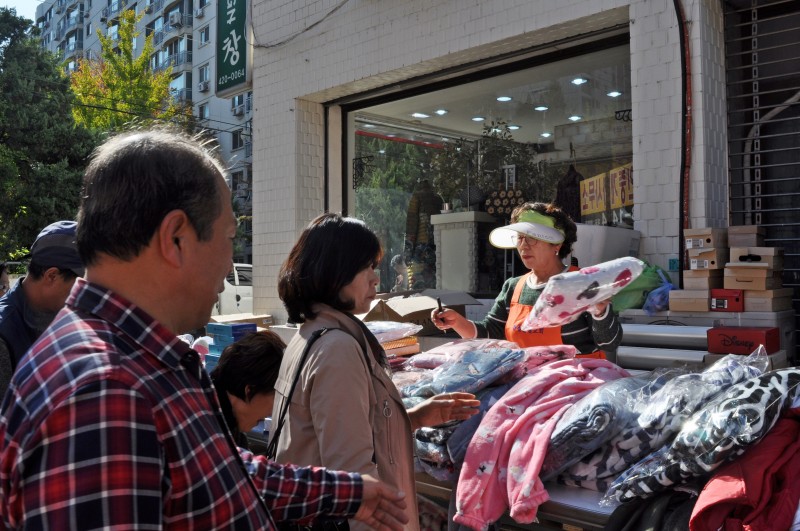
(0, 278, 362, 530)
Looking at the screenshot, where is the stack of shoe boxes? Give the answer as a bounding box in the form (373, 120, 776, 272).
(724, 226, 791, 312)
(669, 228, 728, 311)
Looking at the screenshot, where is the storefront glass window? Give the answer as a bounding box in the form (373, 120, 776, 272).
(348, 43, 632, 294)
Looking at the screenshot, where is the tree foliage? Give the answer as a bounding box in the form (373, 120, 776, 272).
(431, 122, 559, 207)
(0, 8, 97, 259)
(71, 9, 190, 130)
(353, 137, 437, 291)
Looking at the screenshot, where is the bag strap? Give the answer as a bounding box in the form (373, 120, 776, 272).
(266, 327, 331, 459)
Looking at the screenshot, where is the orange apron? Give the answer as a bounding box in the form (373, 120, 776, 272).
(505, 270, 605, 359)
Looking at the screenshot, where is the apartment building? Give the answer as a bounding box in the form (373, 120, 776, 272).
(34, 0, 254, 262)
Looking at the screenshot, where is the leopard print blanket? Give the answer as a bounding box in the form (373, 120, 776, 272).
(604, 368, 800, 504)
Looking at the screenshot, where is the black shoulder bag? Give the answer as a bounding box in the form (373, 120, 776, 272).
(266, 328, 349, 531)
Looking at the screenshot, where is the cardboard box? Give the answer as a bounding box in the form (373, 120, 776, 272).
(707, 326, 780, 354)
(360, 289, 480, 335)
(208, 313, 274, 327)
(685, 228, 728, 250)
(727, 225, 766, 247)
(710, 289, 743, 312)
(683, 269, 725, 290)
(704, 349, 788, 370)
(669, 289, 710, 312)
(688, 248, 729, 270)
(744, 288, 794, 312)
(724, 265, 782, 291)
(728, 247, 784, 270)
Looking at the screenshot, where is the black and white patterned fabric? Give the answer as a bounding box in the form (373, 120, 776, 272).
(540, 372, 671, 481)
(559, 355, 765, 492)
(604, 368, 800, 504)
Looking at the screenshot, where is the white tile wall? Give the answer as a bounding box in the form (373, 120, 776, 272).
(252, 0, 728, 322)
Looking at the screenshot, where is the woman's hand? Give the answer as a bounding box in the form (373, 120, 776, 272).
(407, 392, 481, 430)
(430, 308, 476, 338)
(590, 300, 611, 319)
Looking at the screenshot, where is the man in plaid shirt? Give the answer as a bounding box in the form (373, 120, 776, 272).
(0, 129, 409, 530)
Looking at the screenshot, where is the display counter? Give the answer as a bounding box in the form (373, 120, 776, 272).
(415, 474, 612, 530)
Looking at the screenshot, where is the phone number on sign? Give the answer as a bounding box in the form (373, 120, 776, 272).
(218, 69, 245, 85)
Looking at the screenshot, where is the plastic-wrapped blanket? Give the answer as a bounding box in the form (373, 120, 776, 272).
(689, 414, 800, 531)
(405, 339, 519, 369)
(604, 368, 800, 505)
(453, 358, 629, 530)
(521, 256, 645, 330)
(560, 353, 766, 492)
(502, 344, 578, 381)
(401, 347, 524, 398)
(446, 383, 515, 467)
(364, 320, 423, 343)
(540, 371, 673, 481)
(391, 368, 428, 390)
(414, 423, 461, 482)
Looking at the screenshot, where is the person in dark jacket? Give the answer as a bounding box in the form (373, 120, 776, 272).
(0, 221, 84, 397)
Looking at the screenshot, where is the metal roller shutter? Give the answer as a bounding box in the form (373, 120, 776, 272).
(725, 0, 800, 362)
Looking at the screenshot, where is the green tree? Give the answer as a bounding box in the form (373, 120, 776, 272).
(354, 136, 437, 291)
(71, 9, 190, 130)
(0, 8, 97, 258)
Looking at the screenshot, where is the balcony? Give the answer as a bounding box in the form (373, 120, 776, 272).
(173, 87, 192, 103)
(156, 50, 193, 72)
(63, 40, 83, 57)
(143, 0, 164, 15)
(163, 13, 193, 36)
(63, 14, 82, 31)
(101, 0, 128, 23)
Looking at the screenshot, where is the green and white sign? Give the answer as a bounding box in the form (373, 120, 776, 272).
(215, 0, 251, 97)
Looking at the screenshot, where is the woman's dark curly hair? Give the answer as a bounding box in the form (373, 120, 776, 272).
(510, 202, 577, 259)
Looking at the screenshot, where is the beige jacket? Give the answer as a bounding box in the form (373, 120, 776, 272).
(272, 305, 419, 531)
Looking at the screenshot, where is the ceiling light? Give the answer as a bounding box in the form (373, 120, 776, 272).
(572, 77, 588, 85)
(607, 91, 622, 98)
(540, 132, 552, 138)
(434, 109, 448, 115)
(534, 106, 548, 112)
(411, 112, 430, 119)
(363, 124, 376, 128)
(471, 116, 485, 122)
(568, 115, 582, 122)
(508, 124, 521, 130)
(496, 96, 512, 102)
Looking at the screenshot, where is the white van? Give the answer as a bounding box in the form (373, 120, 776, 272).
(213, 263, 253, 315)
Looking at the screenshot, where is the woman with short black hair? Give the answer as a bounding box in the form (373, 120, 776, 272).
(273, 213, 479, 531)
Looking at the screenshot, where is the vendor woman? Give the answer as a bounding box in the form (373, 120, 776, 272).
(431, 202, 622, 358)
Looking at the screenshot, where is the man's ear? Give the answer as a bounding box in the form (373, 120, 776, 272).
(158, 209, 192, 267)
(44, 267, 61, 284)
